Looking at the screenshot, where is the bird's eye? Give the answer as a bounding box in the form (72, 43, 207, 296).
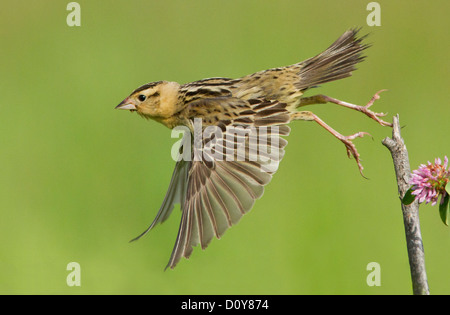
(138, 94, 146, 102)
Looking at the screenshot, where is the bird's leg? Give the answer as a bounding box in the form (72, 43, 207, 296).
(291, 111, 370, 177)
(298, 90, 392, 127)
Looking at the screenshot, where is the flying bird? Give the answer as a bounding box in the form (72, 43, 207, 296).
(116, 29, 391, 269)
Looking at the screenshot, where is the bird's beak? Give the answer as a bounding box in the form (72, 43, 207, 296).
(115, 98, 137, 110)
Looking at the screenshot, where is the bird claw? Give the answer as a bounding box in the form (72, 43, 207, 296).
(360, 90, 393, 127)
(339, 131, 371, 177)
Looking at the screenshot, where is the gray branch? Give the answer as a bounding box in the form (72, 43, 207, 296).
(382, 114, 430, 295)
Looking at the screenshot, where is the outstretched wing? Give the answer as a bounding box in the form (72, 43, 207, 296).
(130, 158, 191, 242)
(165, 97, 291, 269)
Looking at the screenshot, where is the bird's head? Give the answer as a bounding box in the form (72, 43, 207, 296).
(115, 81, 180, 121)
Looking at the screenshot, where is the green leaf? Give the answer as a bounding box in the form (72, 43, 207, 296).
(402, 187, 416, 205)
(439, 194, 450, 226)
(446, 184, 450, 195)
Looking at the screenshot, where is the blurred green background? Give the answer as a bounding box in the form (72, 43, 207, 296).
(1, 0, 449, 294)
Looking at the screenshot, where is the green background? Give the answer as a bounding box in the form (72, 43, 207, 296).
(1, 0, 449, 294)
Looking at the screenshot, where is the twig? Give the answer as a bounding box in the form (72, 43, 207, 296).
(382, 114, 430, 295)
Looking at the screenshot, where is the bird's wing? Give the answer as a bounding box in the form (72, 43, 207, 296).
(130, 137, 191, 242)
(165, 97, 291, 269)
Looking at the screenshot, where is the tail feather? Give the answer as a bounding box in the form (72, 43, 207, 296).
(295, 28, 369, 91)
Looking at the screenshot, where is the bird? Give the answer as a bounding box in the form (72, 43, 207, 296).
(115, 28, 391, 269)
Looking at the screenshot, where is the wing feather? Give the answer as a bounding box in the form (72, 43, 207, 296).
(130, 158, 190, 242)
(139, 96, 293, 269)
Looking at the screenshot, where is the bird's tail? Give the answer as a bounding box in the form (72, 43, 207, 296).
(295, 28, 369, 91)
